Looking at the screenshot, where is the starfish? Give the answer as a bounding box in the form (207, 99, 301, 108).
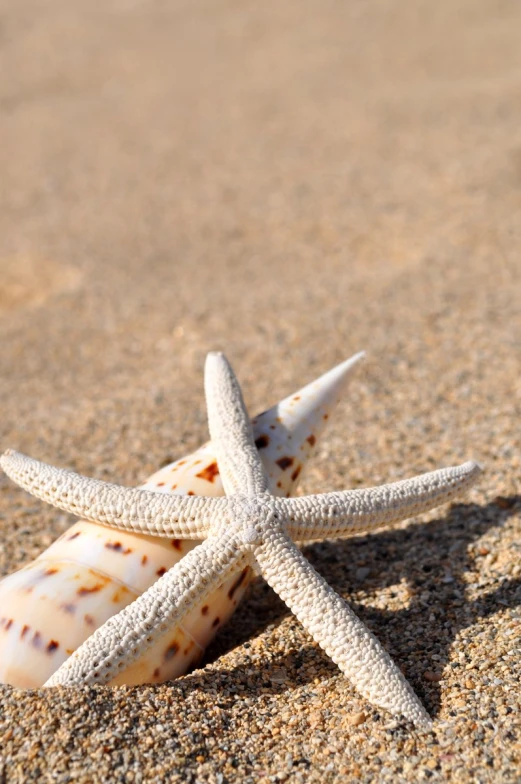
(0, 352, 481, 728)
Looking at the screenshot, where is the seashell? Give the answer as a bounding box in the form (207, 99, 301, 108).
(0, 354, 363, 687)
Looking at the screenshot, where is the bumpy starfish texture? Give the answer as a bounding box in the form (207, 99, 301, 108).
(0, 353, 481, 728)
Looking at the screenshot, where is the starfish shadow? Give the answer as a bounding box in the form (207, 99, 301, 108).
(199, 496, 521, 718)
(174, 644, 325, 700)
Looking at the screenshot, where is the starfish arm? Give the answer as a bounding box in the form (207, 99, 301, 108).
(0, 449, 224, 538)
(204, 352, 269, 496)
(45, 532, 248, 686)
(282, 460, 482, 540)
(254, 529, 432, 728)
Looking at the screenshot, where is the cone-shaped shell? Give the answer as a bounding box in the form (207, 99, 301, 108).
(0, 354, 363, 687)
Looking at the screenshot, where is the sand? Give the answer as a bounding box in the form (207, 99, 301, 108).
(1, 0, 520, 780)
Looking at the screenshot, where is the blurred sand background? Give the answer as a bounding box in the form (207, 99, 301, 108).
(1, 0, 520, 780)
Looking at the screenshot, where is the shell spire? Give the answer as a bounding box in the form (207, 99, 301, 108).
(0, 353, 364, 687)
(250, 351, 366, 496)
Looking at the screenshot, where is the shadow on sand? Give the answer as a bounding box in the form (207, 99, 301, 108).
(178, 495, 520, 722)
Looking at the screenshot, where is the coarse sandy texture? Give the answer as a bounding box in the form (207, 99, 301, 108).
(0, 0, 520, 781)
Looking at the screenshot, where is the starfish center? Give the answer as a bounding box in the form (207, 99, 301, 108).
(224, 492, 277, 547)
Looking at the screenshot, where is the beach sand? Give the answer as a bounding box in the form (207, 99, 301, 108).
(0, 0, 520, 780)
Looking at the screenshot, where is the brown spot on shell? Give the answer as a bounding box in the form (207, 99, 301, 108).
(291, 465, 302, 482)
(141, 555, 148, 566)
(157, 482, 165, 487)
(183, 640, 194, 655)
(32, 632, 42, 648)
(21, 625, 30, 639)
(187, 491, 195, 496)
(4, 619, 13, 631)
(171, 539, 182, 551)
(77, 584, 103, 596)
(42, 567, 58, 577)
(47, 640, 59, 654)
(68, 531, 81, 540)
(323, 413, 329, 420)
(212, 617, 220, 628)
(60, 603, 76, 615)
(156, 567, 167, 577)
(105, 541, 132, 555)
(195, 462, 220, 483)
(153, 667, 160, 678)
(277, 481, 282, 488)
(84, 614, 95, 627)
(307, 434, 316, 447)
(201, 605, 209, 615)
(254, 435, 270, 450)
(228, 568, 249, 600)
(293, 395, 301, 401)
(164, 641, 179, 661)
(177, 460, 187, 467)
(269, 424, 276, 430)
(276, 456, 294, 471)
(171, 484, 178, 490)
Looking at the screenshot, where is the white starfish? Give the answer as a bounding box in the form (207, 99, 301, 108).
(0, 352, 481, 728)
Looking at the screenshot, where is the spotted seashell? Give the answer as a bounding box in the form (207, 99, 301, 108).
(0, 355, 363, 687)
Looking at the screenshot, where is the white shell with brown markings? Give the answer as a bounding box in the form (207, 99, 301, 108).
(0, 354, 363, 687)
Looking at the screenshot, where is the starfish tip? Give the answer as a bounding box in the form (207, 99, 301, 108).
(463, 459, 484, 477)
(0, 449, 15, 470)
